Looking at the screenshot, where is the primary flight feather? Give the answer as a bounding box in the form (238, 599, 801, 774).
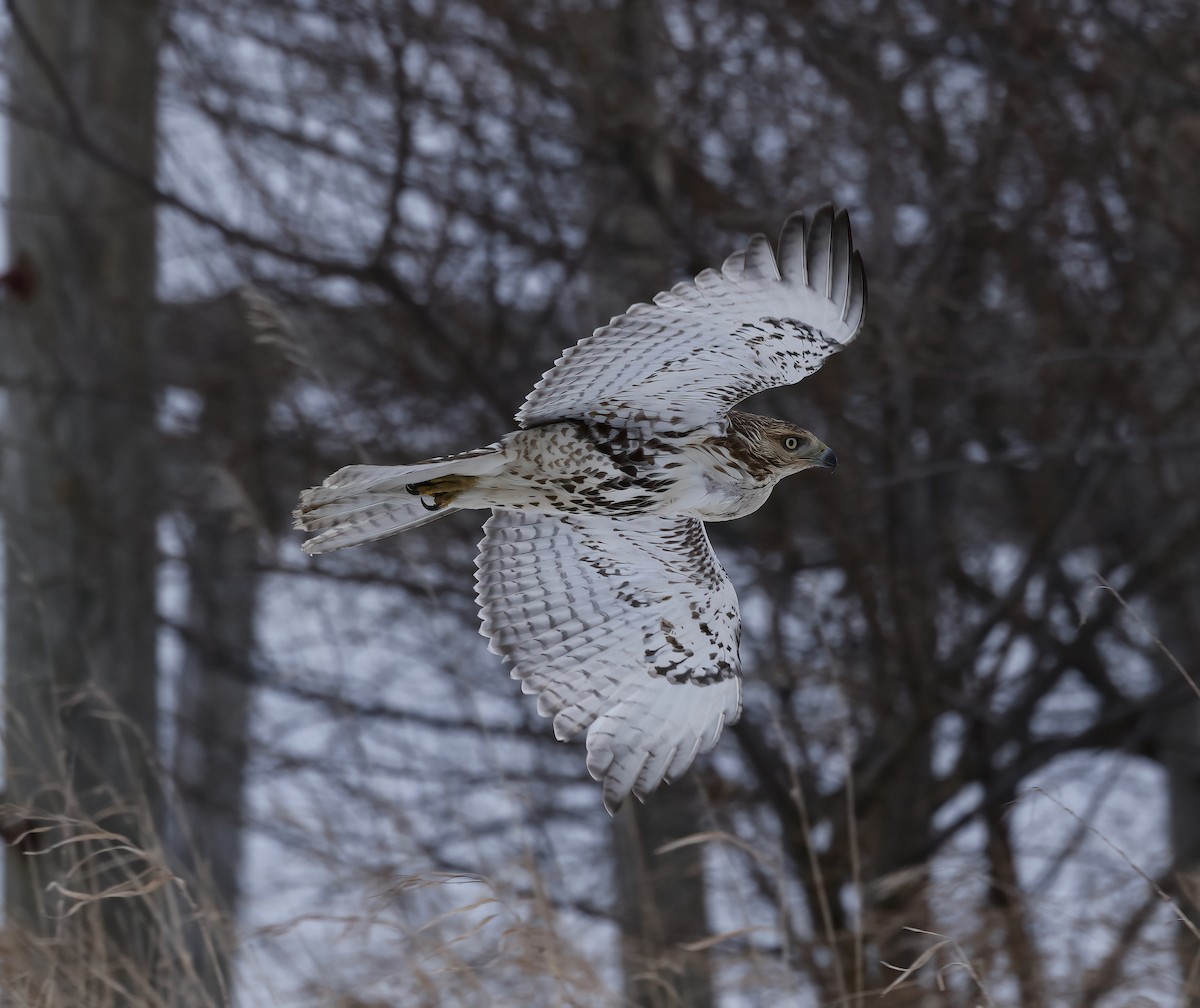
(295, 206, 866, 813)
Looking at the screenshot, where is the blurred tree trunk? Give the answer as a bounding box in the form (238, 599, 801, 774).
(166, 304, 273, 1005)
(612, 782, 714, 1008)
(1136, 77, 1200, 1003)
(2, 0, 164, 1001)
(850, 339, 941, 1002)
(598, 200, 716, 1002)
(1150, 560, 1200, 1004)
(574, 5, 714, 1006)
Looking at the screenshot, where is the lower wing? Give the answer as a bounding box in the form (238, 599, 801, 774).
(475, 510, 743, 813)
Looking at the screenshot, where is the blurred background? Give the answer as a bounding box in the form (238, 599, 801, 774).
(2, 1, 1199, 1005)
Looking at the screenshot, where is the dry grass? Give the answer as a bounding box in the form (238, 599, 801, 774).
(2, 781, 1197, 1007)
(0, 809, 232, 1007)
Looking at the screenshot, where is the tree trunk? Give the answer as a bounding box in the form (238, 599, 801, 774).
(1151, 579, 1200, 1004)
(167, 307, 273, 1004)
(168, 502, 255, 1004)
(612, 780, 715, 1008)
(570, 5, 715, 1004)
(2, 0, 165, 1001)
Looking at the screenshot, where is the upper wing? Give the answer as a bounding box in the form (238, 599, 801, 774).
(516, 205, 866, 429)
(475, 510, 743, 814)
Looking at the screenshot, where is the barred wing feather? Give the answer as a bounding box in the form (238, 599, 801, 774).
(516, 205, 866, 429)
(475, 510, 743, 813)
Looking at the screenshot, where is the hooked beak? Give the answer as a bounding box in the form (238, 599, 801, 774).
(813, 445, 837, 470)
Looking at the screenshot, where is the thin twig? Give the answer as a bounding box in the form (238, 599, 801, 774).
(1090, 573, 1200, 700)
(1030, 787, 1200, 944)
(843, 731, 865, 1002)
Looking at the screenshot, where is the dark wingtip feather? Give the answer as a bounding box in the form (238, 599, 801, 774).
(777, 211, 811, 286)
(848, 250, 867, 331)
(830, 208, 852, 315)
(805, 204, 835, 298)
(797, 204, 867, 334)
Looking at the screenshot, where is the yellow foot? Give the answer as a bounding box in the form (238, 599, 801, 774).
(405, 476, 471, 510)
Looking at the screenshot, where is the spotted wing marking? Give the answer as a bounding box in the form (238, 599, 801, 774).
(516, 205, 867, 430)
(475, 510, 743, 813)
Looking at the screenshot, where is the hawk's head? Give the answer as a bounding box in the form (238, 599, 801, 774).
(728, 411, 837, 476)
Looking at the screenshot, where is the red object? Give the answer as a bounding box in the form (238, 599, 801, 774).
(0, 254, 38, 302)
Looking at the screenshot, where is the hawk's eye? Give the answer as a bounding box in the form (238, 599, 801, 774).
(783, 436, 801, 452)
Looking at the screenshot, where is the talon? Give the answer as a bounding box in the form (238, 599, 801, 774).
(406, 483, 421, 495)
(420, 496, 440, 511)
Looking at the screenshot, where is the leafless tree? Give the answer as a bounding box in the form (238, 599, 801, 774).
(4, 1, 1199, 1005)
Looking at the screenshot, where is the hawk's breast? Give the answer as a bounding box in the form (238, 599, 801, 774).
(683, 441, 776, 522)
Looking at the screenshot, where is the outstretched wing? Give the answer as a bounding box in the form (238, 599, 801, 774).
(516, 205, 866, 429)
(475, 510, 743, 814)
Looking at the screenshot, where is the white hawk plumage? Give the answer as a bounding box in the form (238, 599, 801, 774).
(295, 206, 867, 813)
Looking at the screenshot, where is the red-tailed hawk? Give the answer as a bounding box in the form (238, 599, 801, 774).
(296, 206, 866, 813)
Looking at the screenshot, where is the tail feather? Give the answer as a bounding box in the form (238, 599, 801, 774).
(297, 497, 456, 554)
(295, 450, 501, 555)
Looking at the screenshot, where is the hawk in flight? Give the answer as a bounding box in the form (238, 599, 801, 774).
(295, 207, 866, 813)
